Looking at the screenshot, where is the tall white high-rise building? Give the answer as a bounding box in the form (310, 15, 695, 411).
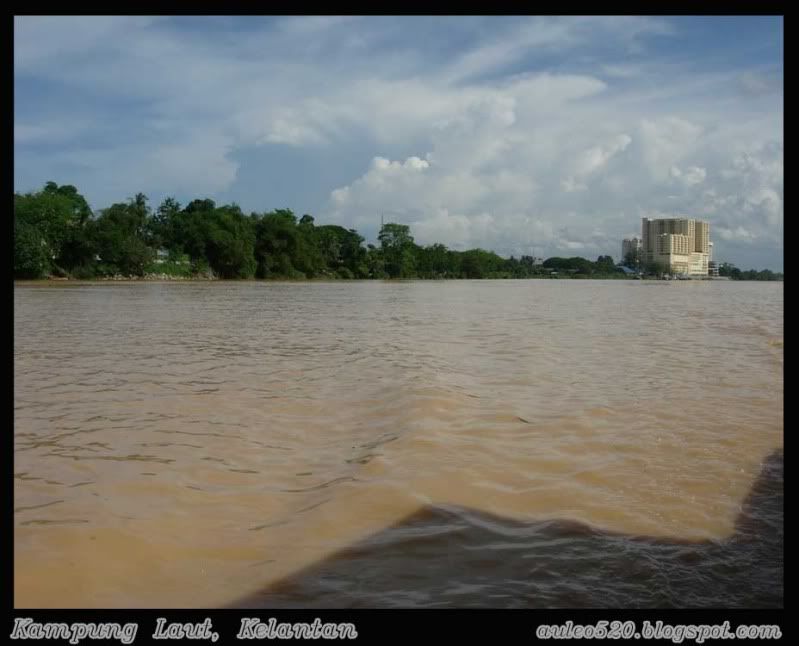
(641, 217, 710, 276)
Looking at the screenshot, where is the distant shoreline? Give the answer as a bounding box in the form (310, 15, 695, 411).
(15, 276, 777, 285)
(17, 183, 782, 283)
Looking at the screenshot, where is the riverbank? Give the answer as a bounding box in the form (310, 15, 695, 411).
(14, 275, 773, 286)
(26, 272, 218, 282)
(25, 274, 634, 283)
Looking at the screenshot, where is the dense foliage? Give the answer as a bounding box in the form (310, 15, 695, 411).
(14, 182, 784, 281)
(716, 262, 782, 282)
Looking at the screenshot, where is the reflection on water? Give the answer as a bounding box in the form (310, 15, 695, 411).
(14, 280, 783, 607)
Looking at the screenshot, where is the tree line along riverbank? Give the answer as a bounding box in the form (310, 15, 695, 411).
(15, 182, 783, 282)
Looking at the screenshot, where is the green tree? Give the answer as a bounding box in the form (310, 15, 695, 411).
(254, 209, 303, 278)
(14, 219, 51, 278)
(379, 222, 417, 278)
(460, 250, 483, 278)
(595, 255, 616, 274)
(43, 182, 92, 225)
(14, 182, 95, 277)
(365, 244, 386, 278)
(302, 224, 367, 278)
(150, 197, 182, 250)
(50, 184, 95, 274)
(543, 257, 594, 275)
(415, 243, 453, 278)
(185, 198, 217, 214)
(203, 206, 256, 279)
(91, 197, 154, 276)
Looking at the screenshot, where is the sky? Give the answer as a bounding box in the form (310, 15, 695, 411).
(14, 16, 784, 270)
